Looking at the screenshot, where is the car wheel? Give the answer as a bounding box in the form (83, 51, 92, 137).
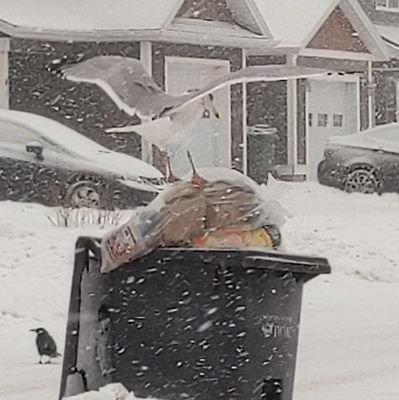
(63, 180, 110, 209)
(343, 166, 382, 194)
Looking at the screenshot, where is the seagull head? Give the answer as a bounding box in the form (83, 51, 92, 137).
(186, 88, 220, 120)
(203, 93, 220, 120)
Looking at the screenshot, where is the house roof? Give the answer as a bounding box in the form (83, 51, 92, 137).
(375, 24, 399, 59)
(253, 0, 389, 60)
(0, 0, 177, 33)
(0, 0, 275, 48)
(254, 0, 330, 48)
(165, 18, 273, 48)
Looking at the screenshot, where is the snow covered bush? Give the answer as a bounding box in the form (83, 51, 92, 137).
(46, 207, 125, 229)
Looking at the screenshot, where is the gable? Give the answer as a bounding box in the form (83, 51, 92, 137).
(307, 6, 370, 53)
(176, 0, 236, 23)
(225, 0, 265, 35)
(174, 0, 268, 35)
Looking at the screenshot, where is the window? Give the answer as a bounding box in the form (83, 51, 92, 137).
(376, 0, 399, 11)
(333, 114, 344, 127)
(317, 113, 328, 127)
(308, 113, 313, 127)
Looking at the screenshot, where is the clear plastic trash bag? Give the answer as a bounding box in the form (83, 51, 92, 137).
(101, 168, 286, 273)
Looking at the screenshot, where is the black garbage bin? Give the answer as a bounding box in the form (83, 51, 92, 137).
(60, 237, 330, 400)
(247, 124, 279, 185)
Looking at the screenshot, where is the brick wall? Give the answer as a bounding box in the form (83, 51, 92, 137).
(247, 55, 287, 164)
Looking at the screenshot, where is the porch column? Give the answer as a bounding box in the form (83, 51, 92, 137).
(0, 38, 10, 109)
(242, 49, 248, 175)
(287, 54, 298, 171)
(140, 41, 153, 164)
(396, 80, 399, 123)
(367, 60, 376, 129)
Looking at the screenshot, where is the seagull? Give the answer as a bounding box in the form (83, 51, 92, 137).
(59, 56, 329, 163)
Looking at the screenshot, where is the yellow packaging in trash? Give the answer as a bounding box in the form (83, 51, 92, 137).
(192, 227, 275, 249)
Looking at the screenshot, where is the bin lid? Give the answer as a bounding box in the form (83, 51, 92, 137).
(135, 247, 331, 276)
(76, 237, 331, 276)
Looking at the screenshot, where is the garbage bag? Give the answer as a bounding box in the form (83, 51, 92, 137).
(100, 180, 206, 272)
(101, 167, 285, 273)
(192, 224, 281, 250)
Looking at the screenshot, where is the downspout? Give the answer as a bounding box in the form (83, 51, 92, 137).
(367, 60, 376, 128)
(287, 54, 298, 173)
(242, 48, 248, 175)
(0, 38, 10, 109)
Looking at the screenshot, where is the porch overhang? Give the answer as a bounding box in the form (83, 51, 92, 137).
(0, 18, 277, 51)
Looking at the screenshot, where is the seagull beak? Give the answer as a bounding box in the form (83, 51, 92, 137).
(211, 103, 220, 120)
(30, 329, 36, 332)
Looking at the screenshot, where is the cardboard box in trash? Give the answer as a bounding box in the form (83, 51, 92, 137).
(101, 167, 287, 273)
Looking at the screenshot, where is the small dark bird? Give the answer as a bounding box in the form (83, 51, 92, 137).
(30, 327, 61, 364)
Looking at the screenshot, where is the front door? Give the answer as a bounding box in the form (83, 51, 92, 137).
(306, 76, 359, 180)
(165, 57, 231, 177)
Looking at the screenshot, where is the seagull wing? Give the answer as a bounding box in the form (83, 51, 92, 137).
(172, 65, 331, 113)
(60, 56, 176, 118)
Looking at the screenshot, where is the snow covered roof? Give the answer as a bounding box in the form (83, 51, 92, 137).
(254, 0, 330, 48)
(0, 0, 274, 48)
(0, 0, 177, 33)
(253, 0, 389, 60)
(165, 18, 273, 48)
(375, 24, 399, 59)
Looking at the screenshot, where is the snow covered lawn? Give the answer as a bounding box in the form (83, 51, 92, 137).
(0, 181, 398, 399)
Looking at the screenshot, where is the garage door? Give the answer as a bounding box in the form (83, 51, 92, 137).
(307, 76, 359, 181)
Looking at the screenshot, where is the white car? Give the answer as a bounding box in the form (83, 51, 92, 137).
(0, 109, 165, 208)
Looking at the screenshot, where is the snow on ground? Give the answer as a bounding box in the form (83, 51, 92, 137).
(0, 181, 398, 399)
(275, 179, 399, 283)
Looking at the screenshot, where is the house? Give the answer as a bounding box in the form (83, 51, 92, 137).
(358, 0, 399, 126)
(0, 0, 278, 175)
(250, 0, 390, 180)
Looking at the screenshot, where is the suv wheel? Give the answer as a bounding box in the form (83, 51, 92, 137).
(343, 167, 382, 194)
(63, 179, 110, 209)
